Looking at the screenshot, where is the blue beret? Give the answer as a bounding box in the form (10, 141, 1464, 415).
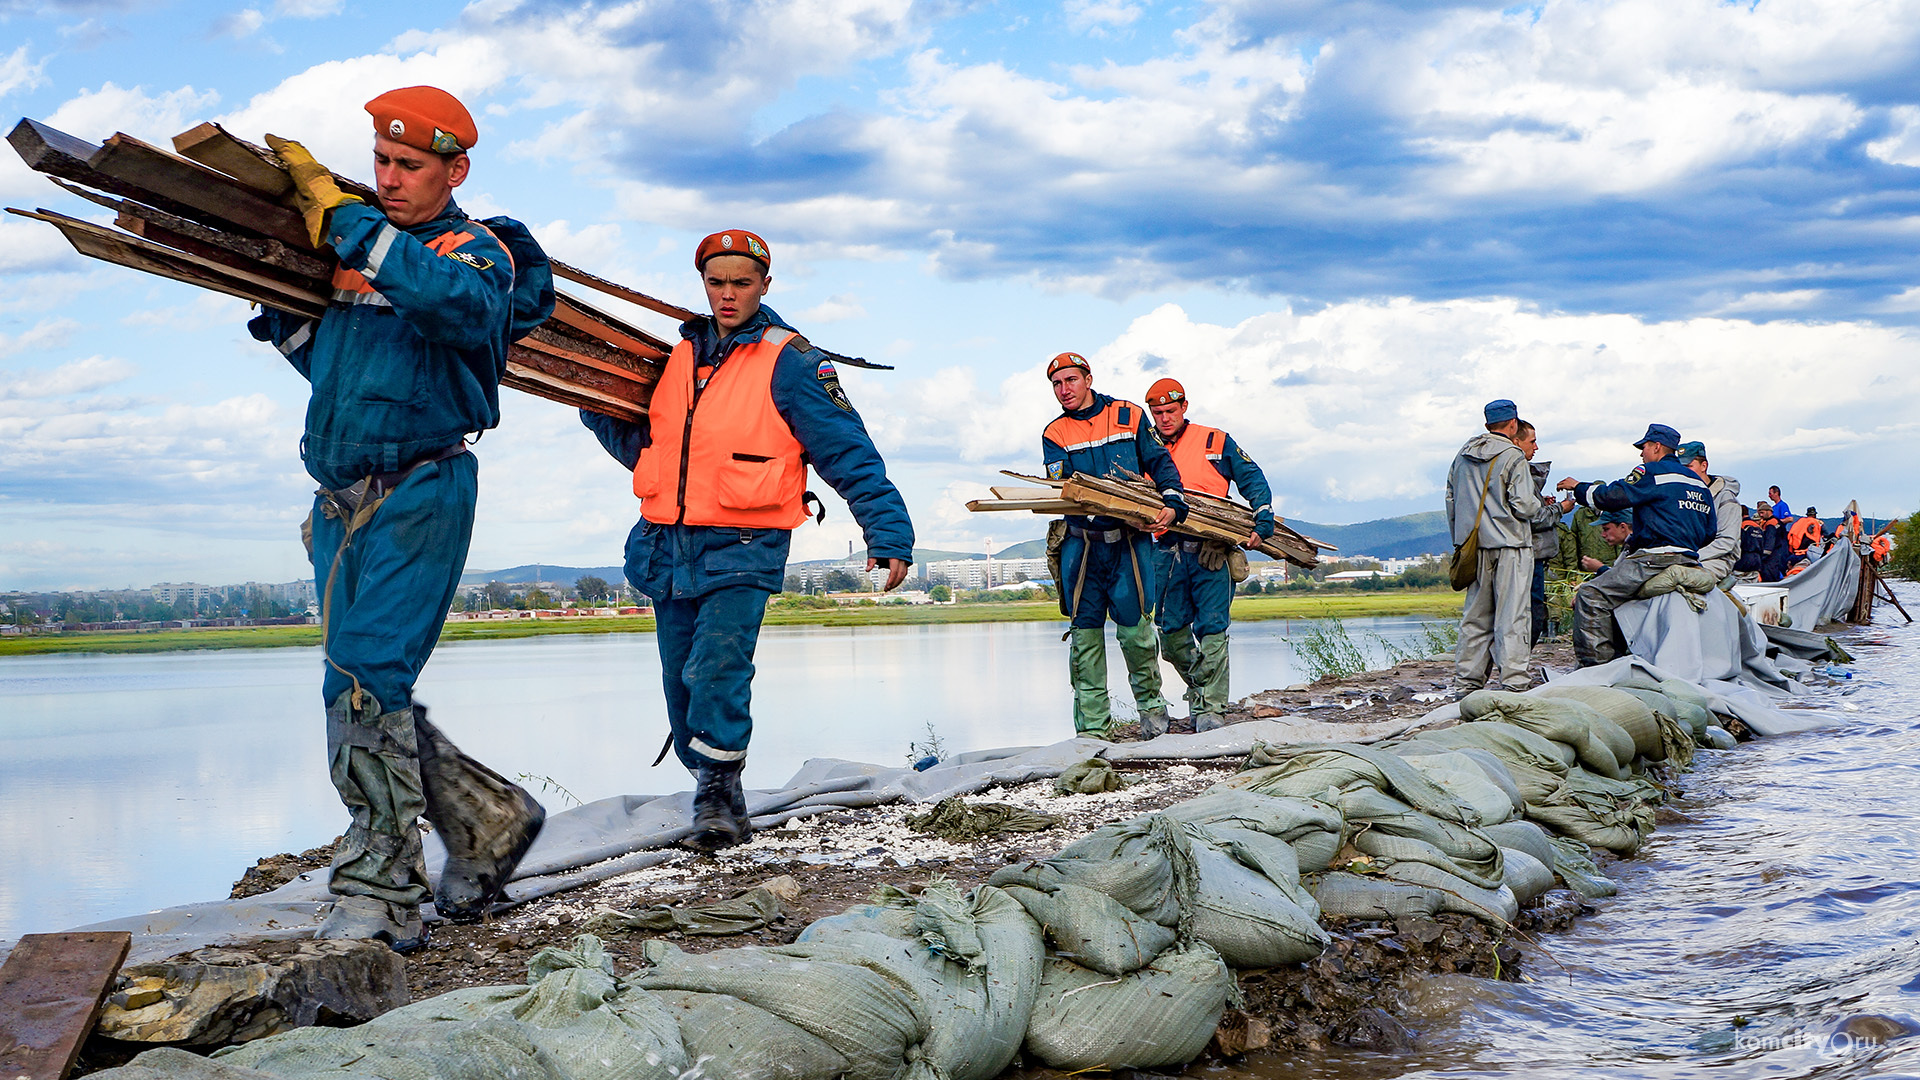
(1483, 399, 1518, 423)
(1675, 440, 1707, 463)
(1598, 510, 1632, 525)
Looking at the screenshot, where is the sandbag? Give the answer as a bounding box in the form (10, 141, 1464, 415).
(1335, 786, 1503, 880)
(1160, 788, 1345, 870)
(1380, 861, 1519, 926)
(1547, 836, 1618, 898)
(208, 936, 688, 1080)
(989, 815, 1192, 927)
(1479, 820, 1557, 870)
(1461, 690, 1632, 780)
(652, 990, 851, 1080)
(1406, 723, 1573, 776)
(1526, 771, 1660, 855)
(1396, 744, 1526, 817)
(1186, 834, 1328, 967)
(1396, 749, 1517, 824)
(1239, 743, 1480, 825)
(1533, 685, 1662, 760)
(1023, 946, 1232, 1071)
(1309, 871, 1444, 920)
(1656, 677, 1717, 714)
(1353, 831, 1506, 892)
(1000, 883, 1174, 976)
(1701, 726, 1739, 750)
(1499, 848, 1555, 903)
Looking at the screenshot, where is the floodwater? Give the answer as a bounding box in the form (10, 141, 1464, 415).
(1211, 581, 1920, 1079)
(0, 614, 1439, 943)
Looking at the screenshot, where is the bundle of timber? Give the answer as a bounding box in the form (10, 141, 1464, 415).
(5, 117, 891, 423)
(968, 469, 1331, 567)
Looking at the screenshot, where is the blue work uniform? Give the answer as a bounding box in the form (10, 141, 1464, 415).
(1150, 425, 1273, 637)
(1567, 457, 1716, 666)
(250, 197, 553, 907)
(582, 305, 913, 770)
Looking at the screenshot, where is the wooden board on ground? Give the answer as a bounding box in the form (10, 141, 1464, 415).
(0, 931, 132, 1080)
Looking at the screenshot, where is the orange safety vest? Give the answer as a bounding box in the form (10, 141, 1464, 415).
(1787, 516, 1823, 554)
(1871, 534, 1892, 562)
(1162, 423, 1230, 497)
(632, 328, 809, 529)
(1043, 399, 1144, 469)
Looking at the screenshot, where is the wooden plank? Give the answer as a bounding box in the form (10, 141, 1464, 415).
(507, 344, 650, 420)
(11, 208, 328, 316)
(47, 177, 332, 282)
(0, 931, 131, 1080)
(9, 120, 245, 236)
(966, 498, 1079, 512)
(518, 330, 660, 385)
(551, 259, 700, 323)
(89, 132, 314, 250)
(990, 486, 1064, 500)
(170, 122, 378, 204)
(552, 291, 673, 359)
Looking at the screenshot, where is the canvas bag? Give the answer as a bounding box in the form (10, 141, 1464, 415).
(1448, 458, 1499, 591)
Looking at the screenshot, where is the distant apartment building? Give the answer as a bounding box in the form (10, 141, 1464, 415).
(150, 582, 216, 605)
(921, 557, 1049, 589)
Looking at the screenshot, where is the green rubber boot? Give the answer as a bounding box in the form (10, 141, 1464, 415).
(1069, 627, 1111, 737)
(322, 691, 430, 949)
(1192, 631, 1232, 728)
(1115, 617, 1169, 726)
(1158, 626, 1204, 718)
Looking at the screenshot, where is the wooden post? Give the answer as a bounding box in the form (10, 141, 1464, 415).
(0, 931, 132, 1080)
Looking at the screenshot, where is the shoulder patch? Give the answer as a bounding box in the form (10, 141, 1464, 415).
(817, 357, 854, 412)
(1235, 445, 1253, 463)
(1627, 465, 1646, 482)
(444, 249, 495, 271)
(1047, 460, 1066, 480)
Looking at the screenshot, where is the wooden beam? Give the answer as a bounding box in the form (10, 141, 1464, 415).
(89, 132, 314, 250)
(551, 259, 700, 323)
(518, 329, 660, 384)
(507, 343, 650, 420)
(10, 207, 327, 318)
(551, 290, 673, 359)
(170, 121, 294, 198)
(0, 931, 131, 1080)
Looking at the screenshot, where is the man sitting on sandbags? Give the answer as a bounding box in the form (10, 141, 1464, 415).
(1555, 423, 1717, 667)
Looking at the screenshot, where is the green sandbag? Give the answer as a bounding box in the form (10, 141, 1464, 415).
(1547, 836, 1618, 898)
(1396, 749, 1517, 824)
(1023, 945, 1231, 1071)
(1394, 744, 1525, 817)
(1480, 820, 1557, 869)
(1239, 743, 1480, 825)
(1533, 685, 1662, 760)
(1001, 883, 1175, 976)
(1309, 871, 1444, 921)
(1186, 834, 1329, 967)
(1335, 785, 1503, 871)
(1461, 690, 1631, 780)
(989, 814, 1193, 928)
(651, 990, 853, 1080)
(1161, 787, 1346, 871)
(1380, 861, 1519, 926)
(1354, 831, 1506, 892)
(1499, 848, 1556, 903)
(1656, 678, 1716, 713)
(1526, 774, 1659, 855)
(1406, 723, 1573, 776)
(209, 936, 689, 1080)
(1055, 758, 1126, 794)
(1701, 726, 1739, 750)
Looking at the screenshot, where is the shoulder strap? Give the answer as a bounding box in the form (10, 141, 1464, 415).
(1471, 451, 1500, 528)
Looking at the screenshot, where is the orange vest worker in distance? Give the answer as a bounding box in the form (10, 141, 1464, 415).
(1788, 511, 1824, 557)
(633, 327, 809, 528)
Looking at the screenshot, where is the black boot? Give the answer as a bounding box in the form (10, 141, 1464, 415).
(686, 759, 750, 852)
(414, 706, 545, 921)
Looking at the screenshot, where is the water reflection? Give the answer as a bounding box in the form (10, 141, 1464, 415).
(0, 615, 1438, 941)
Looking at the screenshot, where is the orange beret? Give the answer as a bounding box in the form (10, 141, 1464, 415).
(366, 86, 477, 154)
(696, 229, 771, 270)
(1046, 352, 1090, 378)
(1144, 378, 1186, 406)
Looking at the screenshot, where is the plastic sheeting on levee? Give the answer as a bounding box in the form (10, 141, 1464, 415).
(1784, 540, 1864, 632)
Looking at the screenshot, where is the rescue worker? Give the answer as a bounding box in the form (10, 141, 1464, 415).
(581, 230, 913, 852)
(248, 87, 554, 950)
(1676, 441, 1743, 582)
(1871, 531, 1894, 565)
(1555, 423, 1716, 667)
(1447, 400, 1542, 693)
(1768, 486, 1791, 521)
(1554, 505, 1622, 573)
(1044, 354, 1187, 738)
(1737, 502, 1790, 582)
(1514, 420, 1568, 646)
(1142, 378, 1273, 734)
(1788, 508, 1825, 561)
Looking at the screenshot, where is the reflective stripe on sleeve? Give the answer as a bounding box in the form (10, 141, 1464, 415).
(276, 320, 315, 357)
(362, 223, 403, 282)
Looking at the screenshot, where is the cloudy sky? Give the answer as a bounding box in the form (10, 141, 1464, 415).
(2, 0, 1917, 591)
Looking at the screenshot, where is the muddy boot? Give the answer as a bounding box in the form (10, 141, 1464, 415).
(1194, 712, 1226, 733)
(1137, 707, 1171, 739)
(686, 759, 750, 852)
(414, 707, 545, 921)
(316, 894, 428, 953)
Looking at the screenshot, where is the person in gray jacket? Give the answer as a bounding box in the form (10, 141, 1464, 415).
(1516, 420, 1571, 646)
(1447, 400, 1543, 692)
(1677, 441, 1742, 582)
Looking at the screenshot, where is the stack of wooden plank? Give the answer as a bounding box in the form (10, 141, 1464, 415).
(6, 117, 889, 423)
(968, 470, 1330, 568)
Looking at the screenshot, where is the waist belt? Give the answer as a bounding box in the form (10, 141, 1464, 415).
(1176, 539, 1203, 553)
(1069, 525, 1132, 543)
(327, 442, 471, 517)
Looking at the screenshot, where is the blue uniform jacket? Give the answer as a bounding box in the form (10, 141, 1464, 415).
(583, 306, 915, 599)
(250, 199, 554, 490)
(1043, 393, 1188, 530)
(1572, 458, 1716, 556)
(1152, 425, 1275, 538)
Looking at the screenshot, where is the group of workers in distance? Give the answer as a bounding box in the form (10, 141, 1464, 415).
(253, 83, 1282, 955)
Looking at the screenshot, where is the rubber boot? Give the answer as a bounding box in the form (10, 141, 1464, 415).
(1192, 632, 1232, 720)
(1114, 617, 1170, 721)
(321, 691, 430, 950)
(414, 707, 546, 921)
(1158, 626, 1203, 717)
(1069, 627, 1111, 737)
(1137, 706, 1170, 739)
(316, 895, 428, 953)
(686, 759, 751, 852)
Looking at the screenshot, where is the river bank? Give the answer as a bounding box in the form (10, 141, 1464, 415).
(0, 591, 1462, 655)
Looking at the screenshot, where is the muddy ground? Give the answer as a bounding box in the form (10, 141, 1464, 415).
(100, 646, 1620, 1073)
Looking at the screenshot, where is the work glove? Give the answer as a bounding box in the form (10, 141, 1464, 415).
(264, 134, 361, 248)
(1198, 538, 1232, 573)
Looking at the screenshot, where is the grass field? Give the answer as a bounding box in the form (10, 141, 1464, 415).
(0, 589, 1464, 656)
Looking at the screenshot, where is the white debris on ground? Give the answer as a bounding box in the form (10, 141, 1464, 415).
(492, 762, 1230, 934)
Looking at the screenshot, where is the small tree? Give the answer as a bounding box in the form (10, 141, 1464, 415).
(821, 568, 865, 592)
(929, 584, 953, 602)
(483, 580, 514, 610)
(1886, 511, 1920, 580)
(575, 575, 611, 603)
(526, 586, 554, 609)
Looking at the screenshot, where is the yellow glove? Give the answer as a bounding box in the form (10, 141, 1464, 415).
(264, 134, 361, 247)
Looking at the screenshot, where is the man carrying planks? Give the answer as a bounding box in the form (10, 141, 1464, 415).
(1043, 353, 1188, 739)
(581, 230, 914, 852)
(247, 86, 554, 950)
(1141, 378, 1273, 734)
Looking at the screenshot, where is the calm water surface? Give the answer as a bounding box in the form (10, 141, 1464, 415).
(0, 615, 1433, 941)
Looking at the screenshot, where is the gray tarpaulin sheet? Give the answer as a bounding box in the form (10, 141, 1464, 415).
(1616, 590, 1796, 696)
(2, 716, 1440, 966)
(1785, 541, 1862, 631)
(1546, 655, 1833, 737)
